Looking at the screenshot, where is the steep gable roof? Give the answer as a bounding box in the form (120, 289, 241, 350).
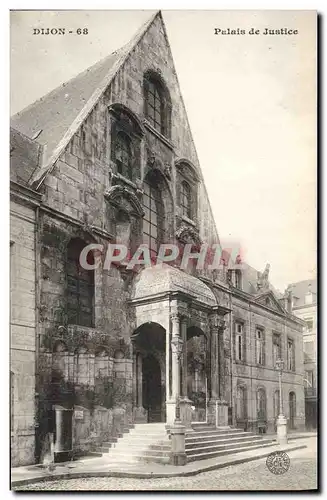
(10, 10, 160, 189)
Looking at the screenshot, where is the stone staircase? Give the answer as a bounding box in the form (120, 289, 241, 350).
(98, 422, 276, 465)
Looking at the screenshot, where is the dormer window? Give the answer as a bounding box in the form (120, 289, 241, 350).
(235, 270, 242, 290)
(228, 269, 242, 290)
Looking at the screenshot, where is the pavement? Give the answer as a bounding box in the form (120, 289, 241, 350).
(14, 438, 317, 491)
(11, 432, 317, 489)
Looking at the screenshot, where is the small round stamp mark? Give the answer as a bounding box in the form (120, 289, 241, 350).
(266, 451, 290, 474)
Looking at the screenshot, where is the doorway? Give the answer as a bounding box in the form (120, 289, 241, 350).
(289, 391, 296, 429)
(142, 354, 162, 422)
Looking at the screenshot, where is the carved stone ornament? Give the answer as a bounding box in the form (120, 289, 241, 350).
(164, 163, 172, 180)
(146, 149, 156, 168)
(176, 223, 202, 246)
(209, 315, 226, 332)
(104, 185, 144, 218)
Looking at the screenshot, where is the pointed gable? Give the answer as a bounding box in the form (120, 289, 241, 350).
(10, 11, 221, 249)
(254, 290, 286, 314)
(10, 11, 160, 188)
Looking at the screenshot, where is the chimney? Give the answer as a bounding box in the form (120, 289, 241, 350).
(287, 288, 293, 313)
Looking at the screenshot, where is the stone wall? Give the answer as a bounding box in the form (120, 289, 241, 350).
(10, 200, 36, 466)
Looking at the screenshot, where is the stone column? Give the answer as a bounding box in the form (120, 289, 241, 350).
(131, 347, 137, 407)
(166, 313, 180, 425)
(208, 315, 228, 426)
(209, 315, 219, 400)
(181, 317, 188, 398)
(217, 319, 226, 400)
(171, 313, 180, 399)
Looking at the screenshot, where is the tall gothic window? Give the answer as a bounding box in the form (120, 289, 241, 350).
(67, 238, 94, 327)
(142, 177, 164, 260)
(256, 328, 264, 365)
(144, 72, 171, 137)
(257, 388, 266, 420)
(180, 181, 192, 219)
(115, 131, 132, 180)
(146, 80, 163, 133)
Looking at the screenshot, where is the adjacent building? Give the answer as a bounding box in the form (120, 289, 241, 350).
(10, 11, 305, 465)
(288, 279, 317, 429)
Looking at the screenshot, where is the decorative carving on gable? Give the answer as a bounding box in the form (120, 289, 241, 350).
(164, 163, 172, 180)
(257, 263, 270, 291)
(176, 223, 202, 246)
(104, 185, 144, 218)
(146, 149, 156, 168)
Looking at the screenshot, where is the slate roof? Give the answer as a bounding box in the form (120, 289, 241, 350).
(289, 278, 317, 306)
(10, 11, 159, 188)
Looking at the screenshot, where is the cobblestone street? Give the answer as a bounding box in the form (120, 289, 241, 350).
(15, 438, 317, 491)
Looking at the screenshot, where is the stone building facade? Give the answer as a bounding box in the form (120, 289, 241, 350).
(229, 264, 305, 434)
(10, 11, 305, 465)
(289, 279, 317, 429)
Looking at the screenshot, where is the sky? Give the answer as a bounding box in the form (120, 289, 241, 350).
(10, 10, 317, 291)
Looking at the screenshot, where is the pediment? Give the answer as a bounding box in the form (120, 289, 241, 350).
(254, 290, 286, 314)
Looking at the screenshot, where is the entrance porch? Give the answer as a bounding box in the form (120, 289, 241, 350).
(130, 264, 230, 428)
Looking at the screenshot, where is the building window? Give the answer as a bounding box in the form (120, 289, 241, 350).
(67, 238, 94, 327)
(272, 333, 281, 366)
(146, 80, 163, 133)
(235, 323, 244, 362)
(144, 72, 171, 138)
(273, 389, 280, 419)
(256, 328, 264, 365)
(142, 177, 164, 260)
(304, 341, 315, 362)
(305, 370, 314, 388)
(180, 181, 192, 219)
(236, 386, 247, 420)
(257, 388, 266, 421)
(287, 338, 295, 371)
(304, 318, 313, 332)
(114, 131, 132, 179)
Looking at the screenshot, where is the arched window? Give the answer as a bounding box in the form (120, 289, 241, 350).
(236, 386, 247, 420)
(257, 388, 266, 420)
(180, 181, 192, 219)
(115, 131, 132, 180)
(144, 73, 171, 137)
(67, 238, 94, 327)
(142, 176, 164, 260)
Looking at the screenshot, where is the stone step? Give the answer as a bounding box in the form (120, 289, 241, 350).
(185, 435, 264, 449)
(187, 429, 246, 438)
(187, 440, 275, 462)
(186, 437, 272, 456)
(185, 431, 255, 442)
